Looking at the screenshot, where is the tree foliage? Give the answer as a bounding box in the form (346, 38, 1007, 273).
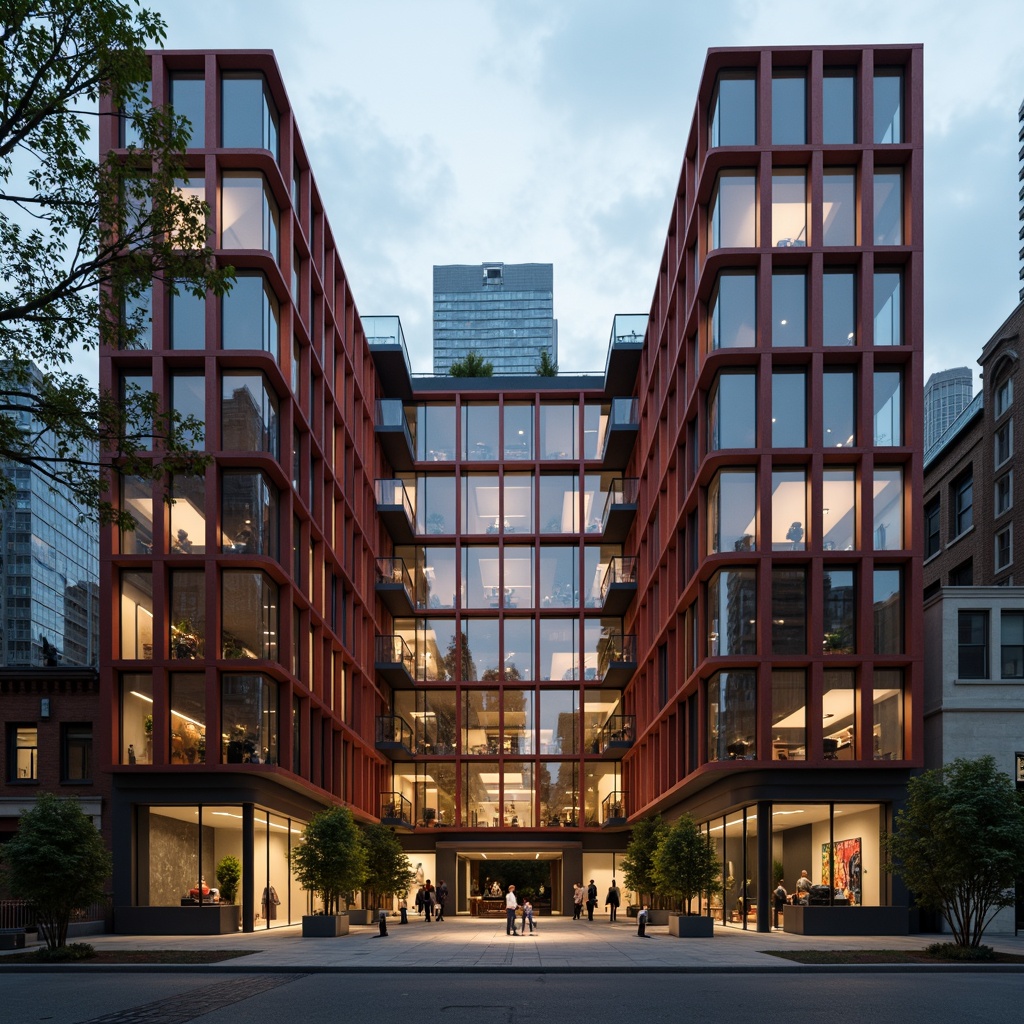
(0, 793, 112, 950)
(215, 855, 242, 904)
(0, 0, 233, 526)
(448, 350, 493, 377)
(621, 815, 666, 906)
(652, 814, 722, 915)
(361, 823, 416, 908)
(291, 807, 367, 914)
(536, 349, 557, 376)
(882, 755, 1024, 947)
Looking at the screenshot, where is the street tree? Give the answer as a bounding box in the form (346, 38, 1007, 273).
(652, 814, 721, 915)
(883, 755, 1024, 947)
(621, 815, 666, 908)
(361, 823, 416, 910)
(291, 807, 367, 914)
(0, 793, 112, 950)
(0, 0, 233, 527)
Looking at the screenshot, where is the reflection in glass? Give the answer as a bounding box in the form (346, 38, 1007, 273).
(707, 569, 757, 656)
(771, 670, 806, 760)
(822, 469, 856, 551)
(823, 71, 856, 144)
(708, 470, 756, 554)
(221, 571, 278, 660)
(540, 403, 577, 459)
(540, 546, 579, 608)
(503, 691, 535, 755)
(873, 467, 903, 550)
(710, 272, 756, 348)
(823, 370, 856, 447)
(772, 74, 806, 144)
(709, 373, 756, 449)
(772, 272, 806, 346)
(873, 670, 903, 759)
(170, 75, 205, 147)
(822, 169, 856, 246)
(873, 271, 902, 346)
(873, 569, 903, 654)
(772, 569, 806, 654)
(873, 70, 903, 144)
(504, 404, 534, 459)
(170, 288, 205, 349)
(420, 474, 457, 534)
(540, 618, 578, 681)
(540, 761, 578, 826)
(416, 405, 456, 461)
(221, 470, 278, 556)
(539, 690, 578, 755)
(772, 469, 807, 550)
(707, 670, 757, 761)
(464, 618, 500, 680)
(873, 171, 903, 245)
(823, 271, 856, 346)
(710, 171, 757, 249)
(873, 370, 902, 446)
(221, 74, 279, 154)
(462, 404, 499, 460)
(710, 73, 756, 147)
(539, 475, 578, 533)
(222, 674, 278, 765)
(772, 372, 806, 447)
(503, 618, 534, 681)
(823, 567, 856, 654)
(222, 272, 279, 357)
(221, 373, 279, 455)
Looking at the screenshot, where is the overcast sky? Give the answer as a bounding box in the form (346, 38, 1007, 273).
(161, 0, 1022, 385)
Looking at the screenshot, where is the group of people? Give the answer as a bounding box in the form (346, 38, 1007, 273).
(571, 879, 622, 921)
(772, 870, 814, 928)
(413, 879, 449, 922)
(503, 885, 537, 935)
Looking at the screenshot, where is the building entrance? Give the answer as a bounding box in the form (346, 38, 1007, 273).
(455, 850, 563, 916)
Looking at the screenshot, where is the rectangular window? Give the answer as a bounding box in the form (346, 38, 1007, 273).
(953, 472, 973, 537)
(873, 270, 903, 346)
(822, 169, 856, 246)
(221, 74, 279, 155)
(1001, 611, 1024, 679)
(772, 371, 806, 447)
(707, 568, 757, 656)
(924, 497, 940, 558)
(995, 378, 1014, 417)
(707, 670, 756, 761)
(823, 670, 856, 759)
(772, 169, 807, 246)
(772, 271, 806, 346)
(708, 469, 757, 554)
(710, 72, 756, 147)
(8, 725, 38, 781)
(873, 370, 902, 446)
(995, 472, 1013, 517)
(222, 674, 279, 765)
(823, 370, 856, 448)
(222, 272, 280, 358)
(873, 467, 903, 551)
(772, 569, 806, 654)
(949, 559, 973, 587)
(170, 75, 205, 147)
(710, 272, 757, 348)
(709, 171, 757, 250)
(772, 73, 806, 145)
(873, 670, 904, 760)
(823, 567, 856, 654)
(873, 568, 903, 654)
(221, 172, 279, 259)
(957, 610, 988, 679)
(995, 421, 1013, 468)
(170, 287, 205, 349)
(170, 373, 205, 450)
(61, 724, 93, 782)
(772, 469, 806, 550)
(120, 570, 154, 659)
(823, 70, 856, 144)
(709, 372, 756, 449)
(823, 270, 857, 345)
(995, 525, 1012, 572)
(873, 170, 903, 245)
(822, 469, 856, 551)
(874, 69, 903, 144)
(771, 670, 806, 760)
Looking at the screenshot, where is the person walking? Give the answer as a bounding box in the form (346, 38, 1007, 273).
(572, 882, 584, 920)
(423, 880, 435, 923)
(586, 879, 598, 921)
(505, 884, 520, 935)
(414, 884, 425, 920)
(773, 879, 788, 930)
(637, 904, 649, 937)
(605, 879, 622, 922)
(522, 898, 536, 934)
(435, 879, 448, 921)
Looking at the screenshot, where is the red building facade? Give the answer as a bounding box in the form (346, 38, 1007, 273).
(98, 45, 923, 934)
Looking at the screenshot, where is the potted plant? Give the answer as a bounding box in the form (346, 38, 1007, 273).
(171, 618, 201, 659)
(292, 807, 367, 937)
(653, 814, 722, 937)
(216, 855, 242, 903)
(359, 823, 416, 923)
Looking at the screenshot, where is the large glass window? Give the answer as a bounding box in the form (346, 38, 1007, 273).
(772, 469, 807, 550)
(708, 470, 757, 554)
(873, 670, 903, 760)
(461, 691, 499, 754)
(122, 372, 153, 450)
(503, 618, 535, 681)
(222, 272, 279, 358)
(540, 546, 579, 608)
(8, 725, 38, 781)
(416, 405, 456, 461)
(62, 723, 93, 782)
(873, 370, 902, 446)
(221, 470, 278, 556)
(771, 670, 806, 760)
(416, 546, 457, 609)
(170, 673, 206, 765)
(873, 70, 903, 144)
(822, 169, 856, 246)
(772, 73, 806, 145)
(120, 673, 152, 764)
(121, 289, 152, 350)
(823, 370, 856, 447)
(419, 474, 457, 535)
(462, 404, 499, 460)
(170, 570, 205, 659)
(540, 761, 578, 826)
(539, 690, 578, 755)
(170, 287, 205, 349)
(539, 475, 578, 534)
(873, 568, 903, 654)
(462, 546, 500, 609)
(995, 377, 1014, 418)
(710, 272, 756, 348)
(582, 403, 608, 460)
(584, 543, 620, 609)
(873, 170, 903, 245)
(710, 171, 757, 250)
(464, 619, 500, 680)
(823, 670, 856, 759)
(503, 690, 535, 755)
(502, 547, 534, 609)
(823, 70, 856, 144)
(772, 170, 807, 246)
(873, 271, 902, 346)
(221, 570, 279, 660)
(822, 469, 856, 551)
(772, 371, 806, 447)
(707, 670, 757, 761)
(823, 271, 857, 345)
(772, 271, 806, 346)
(121, 476, 154, 554)
(823, 567, 856, 654)
(222, 674, 278, 765)
(709, 372, 756, 449)
(707, 568, 757, 656)
(171, 373, 205, 449)
(120, 570, 153, 659)
(540, 403, 577, 460)
(540, 618, 578, 681)
(221, 74, 279, 155)
(1001, 611, 1024, 678)
(504, 473, 534, 534)
(873, 467, 903, 550)
(772, 569, 806, 654)
(221, 373, 279, 456)
(461, 474, 501, 535)
(504, 403, 534, 460)
(169, 473, 205, 554)
(221, 172, 279, 258)
(170, 75, 205, 147)
(958, 610, 988, 678)
(710, 72, 756, 147)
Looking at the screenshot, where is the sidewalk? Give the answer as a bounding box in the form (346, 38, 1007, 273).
(4, 915, 1023, 972)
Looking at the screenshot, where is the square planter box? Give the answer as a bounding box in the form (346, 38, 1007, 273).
(302, 914, 350, 937)
(668, 914, 714, 938)
(347, 909, 373, 925)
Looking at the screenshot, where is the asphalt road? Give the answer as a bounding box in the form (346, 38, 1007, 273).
(1, 971, 1020, 1024)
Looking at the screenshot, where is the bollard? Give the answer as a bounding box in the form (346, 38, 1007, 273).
(378, 910, 388, 936)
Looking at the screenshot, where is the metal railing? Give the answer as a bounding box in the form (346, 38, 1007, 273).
(375, 556, 414, 594)
(597, 633, 637, 677)
(596, 714, 636, 751)
(602, 477, 639, 521)
(374, 478, 415, 521)
(380, 791, 412, 824)
(0, 898, 108, 930)
(375, 714, 414, 750)
(601, 790, 628, 823)
(600, 556, 638, 601)
(375, 634, 415, 675)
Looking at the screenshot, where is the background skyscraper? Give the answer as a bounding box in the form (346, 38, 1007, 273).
(433, 263, 557, 375)
(924, 366, 974, 452)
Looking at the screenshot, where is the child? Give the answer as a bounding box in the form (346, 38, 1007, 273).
(522, 899, 536, 934)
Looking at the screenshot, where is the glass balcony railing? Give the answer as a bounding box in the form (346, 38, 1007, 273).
(596, 715, 636, 754)
(375, 633, 415, 675)
(363, 314, 410, 365)
(375, 478, 415, 519)
(601, 790, 627, 823)
(380, 791, 412, 825)
(375, 399, 415, 457)
(375, 714, 414, 751)
(597, 633, 637, 678)
(376, 556, 414, 598)
(600, 556, 638, 601)
(608, 396, 639, 429)
(602, 478, 638, 520)
(610, 314, 648, 347)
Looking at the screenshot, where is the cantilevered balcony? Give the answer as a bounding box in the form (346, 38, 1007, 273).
(601, 477, 638, 543)
(375, 556, 415, 616)
(375, 399, 415, 470)
(603, 314, 647, 398)
(601, 790, 628, 827)
(597, 633, 637, 688)
(595, 715, 636, 758)
(375, 478, 415, 544)
(600, 556, 638, 616)
(600, 396, 639, 469)
(375, 714, 416, 760)
(380, 791, 413, 829)
(364, 315, 413, 401)
(375, 634, 415, 689)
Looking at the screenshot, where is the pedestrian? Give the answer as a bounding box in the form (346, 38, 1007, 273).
(505, 884, 520, 935)
(773, 879, 788, 930)
(605, 878, 622, 922)
(637, 904, 649, 937)
(414, 884, 425, 920)
(522, 899, 536, 934)
(586, 879, 597, 921)
(423, 879, 435, 923)
(794, 870, 812, 898)
(572, 882, 584, 920)
(435, 879, 448, 921)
